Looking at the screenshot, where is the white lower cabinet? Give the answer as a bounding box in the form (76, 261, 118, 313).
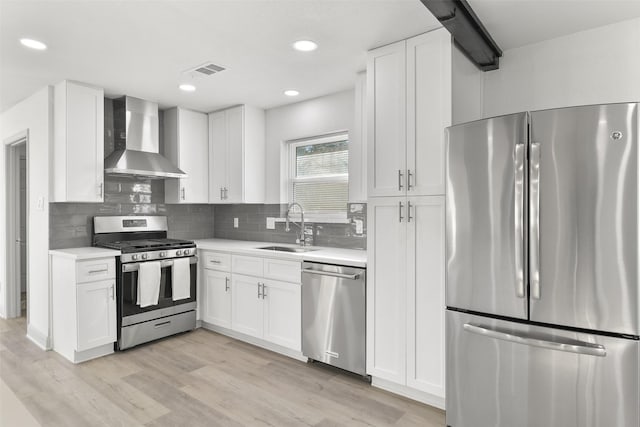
(261, 278, 301, 350)
(198, 250, 302, 355)
(50, 251, 117, 363)
(367, 195, 446, 407)
(76, 279, 117, 352)
(231, 274, 301, 351)
(231, 274, 263, 338)
(201, 269, 231, 328)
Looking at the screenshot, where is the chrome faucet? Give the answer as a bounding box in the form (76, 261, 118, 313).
(285, 202, 306, 246)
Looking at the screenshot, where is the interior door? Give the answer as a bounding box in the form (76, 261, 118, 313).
(529, 103, 638, 335)
(445, 113, 528, 319)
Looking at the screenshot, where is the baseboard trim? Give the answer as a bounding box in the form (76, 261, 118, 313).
(201, 322, 307, 362)
(371, 377, 446, 410)
(26, 323, 50, 350)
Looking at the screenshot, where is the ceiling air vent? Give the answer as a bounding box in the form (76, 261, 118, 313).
(188, 62, 226, 77)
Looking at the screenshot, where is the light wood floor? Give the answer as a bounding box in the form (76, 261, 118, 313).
(0, 317, 445, 426)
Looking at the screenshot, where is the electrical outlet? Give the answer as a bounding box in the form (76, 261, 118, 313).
(233, 218, 239, 228)
(355, 219, 364, 235)
(266, 217, 275, 230)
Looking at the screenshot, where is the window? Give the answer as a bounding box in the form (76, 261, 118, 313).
(288, 133, 349, 217)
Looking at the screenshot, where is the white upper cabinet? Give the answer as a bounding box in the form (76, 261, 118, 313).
(208, 105, 265, 204)
(367, 40, 407, 198)
(367, 28, 452, 197)
(52, 80, 104, 202)
(164, 107, 209, 203)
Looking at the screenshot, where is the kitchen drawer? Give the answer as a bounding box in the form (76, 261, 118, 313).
(201, 250, 231, 272)
(264, 258, 301, 283)
(76, 258, 115, 283)
(232, 255, 264, 277)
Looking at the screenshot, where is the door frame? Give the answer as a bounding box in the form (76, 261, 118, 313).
(4, 130, 29, 320)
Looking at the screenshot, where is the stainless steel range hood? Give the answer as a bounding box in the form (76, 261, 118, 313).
(104, 96, 186, 179)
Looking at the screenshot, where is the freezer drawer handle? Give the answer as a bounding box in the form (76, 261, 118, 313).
(302, 269, 361, 280)
(463, 323, 606, 357)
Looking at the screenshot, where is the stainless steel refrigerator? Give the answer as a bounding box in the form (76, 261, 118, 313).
(445, 102, 639, 427)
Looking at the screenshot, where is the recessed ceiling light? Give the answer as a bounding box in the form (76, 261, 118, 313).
(284, 90, 299, 97)
(20, 38, 47, 50)
(179, 84, 196, 92)
(293, 40, 318, 52)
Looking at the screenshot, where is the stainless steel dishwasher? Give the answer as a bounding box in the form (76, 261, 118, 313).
(302, 261, 367, 377)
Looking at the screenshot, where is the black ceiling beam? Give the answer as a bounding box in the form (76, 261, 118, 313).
(420, 0, 502, 71)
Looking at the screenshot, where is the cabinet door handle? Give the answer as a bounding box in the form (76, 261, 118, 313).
(224, 187, 228, 199)
(220, 187, 223, 200)
(399, 201, 404, 223)
(110, 284, 115, 300)
(407, 201, 413, 222)
(181, 187, 186, 201)
(225, 277, 229, 292)
(98, 182, 104, 198)
(407, 169, 413, 190)
(398, 170, 404, 191)
(257, 282, 262, 299)
(262, 284, 267, 299)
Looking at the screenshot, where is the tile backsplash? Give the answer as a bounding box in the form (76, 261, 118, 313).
(213, 203, 366, 250)
(49, 175, 215, 249)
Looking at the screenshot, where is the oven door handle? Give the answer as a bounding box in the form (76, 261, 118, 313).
(122, 256, 198, 272)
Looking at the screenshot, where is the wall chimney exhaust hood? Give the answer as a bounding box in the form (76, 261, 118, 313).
(104, 96, 187, 179)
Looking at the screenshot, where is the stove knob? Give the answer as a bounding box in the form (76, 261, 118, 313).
(160, 251, 167, 258)
(132, 254, 138, 260)
(176, 250, 183, 256)
(141, 253, 148, 260)
(184, 249, 191, 255)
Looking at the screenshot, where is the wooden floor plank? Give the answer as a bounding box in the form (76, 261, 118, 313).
(0, 318, 445, 427)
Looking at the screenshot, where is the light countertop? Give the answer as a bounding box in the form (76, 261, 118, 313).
(49, 247, 121, 260)
(194, 239, 366, 268)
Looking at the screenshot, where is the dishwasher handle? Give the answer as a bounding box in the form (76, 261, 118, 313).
(302, 269, 361, 280)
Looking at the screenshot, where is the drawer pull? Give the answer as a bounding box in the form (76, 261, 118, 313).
(154, 321, 171, 328)
(209, 260, 221, 264)
(88, 269, 108, 274)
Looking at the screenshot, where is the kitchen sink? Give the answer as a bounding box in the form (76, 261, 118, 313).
(257, 245, 318, 253)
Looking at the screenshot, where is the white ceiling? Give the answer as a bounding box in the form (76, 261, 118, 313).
(2, 0, 640, 114)
(467, 0, 640, 51)
(0, 0, 440, 113)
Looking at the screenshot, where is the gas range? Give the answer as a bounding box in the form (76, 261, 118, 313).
(92, 215, 198, 350)
(97, 238, 196, 263)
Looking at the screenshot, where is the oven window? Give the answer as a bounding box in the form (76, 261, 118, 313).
(120, 262, 197, 318)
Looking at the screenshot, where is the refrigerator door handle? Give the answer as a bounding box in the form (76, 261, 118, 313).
(529, 142, 541, 299)
(463, 323, 606, 357)
(514, 143, 525, 298)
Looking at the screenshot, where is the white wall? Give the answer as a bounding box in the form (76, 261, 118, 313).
(0, 87, 52, 349)
(483, 17, 640, 117)
(451, 46, 483, 124)
(264, 89, 356, 204)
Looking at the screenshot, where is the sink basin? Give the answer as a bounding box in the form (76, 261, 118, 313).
(258, 245, 318, 253)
